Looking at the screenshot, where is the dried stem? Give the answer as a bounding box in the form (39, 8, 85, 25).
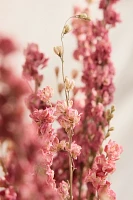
(60, 16, 74, 200)
(68, 133, 73, 200)
(59, 15, 90, 199)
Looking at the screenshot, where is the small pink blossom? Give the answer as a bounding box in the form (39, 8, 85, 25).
(58, 181, 70, 200)
(55, 100, 73, 117)
(30, 107, 55, 125)
(85, 169, 106, 188)
(93, 154, 116, 176)
(37, 86, 54, 102)
(98, 182, 116, 200)
(104, 6, 121, 26)
(100, 0, 120, 9)
(58, 108, 81, 130)
(23, 43, 48, 86)
(66, 141, 81, 159)
(51, 138, 67, 152)
(46, 167, 56, 188)
(91, 102, 104, 118)
(104, 140, 123, 161)
(0, 37, 17, 55)
(5, 186, 17, 200)
(65, 108, 81, 126)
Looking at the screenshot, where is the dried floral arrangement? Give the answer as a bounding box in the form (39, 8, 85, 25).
(0, 0, 123, 199)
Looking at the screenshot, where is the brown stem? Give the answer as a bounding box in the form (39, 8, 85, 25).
(69, 132, 73, 200)
(78, 164, 83, 200)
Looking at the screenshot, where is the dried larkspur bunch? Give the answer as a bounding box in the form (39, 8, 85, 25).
(0, 0, 123, 199)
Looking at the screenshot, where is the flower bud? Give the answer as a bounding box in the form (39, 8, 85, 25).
(71, 69, 78, 79)
(77, 13, 90, 20)
(86, 0, 94, 3)
(55, 66, 59, 78)
(109, 127, 114, 131)
(53, 46, 63, 57)
(111, 105, 115, 113)
(63, 24, 71, 34)
(65, 76, 75, 91)
(58, 83, 64, 94)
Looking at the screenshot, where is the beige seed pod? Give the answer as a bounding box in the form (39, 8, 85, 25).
(58, 83, 64, 94)
(63, 24, 71, 34)
(65, 76, 75, 91)
(86, 0, 95, 3)
(77, 13, 90, 20)
(55, 66, 59, 78)
(109, 127, 114, 131)
(53, 46, 63, 57)
(111, 105, 115, 113)
(71, 69, 78, 79)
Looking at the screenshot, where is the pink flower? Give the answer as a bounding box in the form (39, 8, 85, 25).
(104, 6, 121, 26)
(30, 107, 55, 125)
(23, 43, 48, 85)
(24, 43, 48, 69)
(99, 0, 120, 9)
(93, 154, 116, 176)
(51, 138, 67, 152)
(104, 140, 123, 161)
(66, 141, 81, 159)
(65, 108, 81, 126)
(98, 182, 116, 200)
(55, 100, 73, 117)
(85, 169, 106, 188)
(37, 86, 54, 102)
(58, 108, 81, 130)
(58, 181, 70, 200)
(0, 36, 17, 56)
(91, 102, 104, 118)
(5, 186, 17, 200)
(46, 167, 56, 188)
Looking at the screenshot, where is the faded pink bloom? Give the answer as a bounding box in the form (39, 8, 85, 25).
(30, 107, 55, 125)
(46, 167, 56, 189)
(0, 36, 17, 55)
(58, 181, 70, 200)
(58, 108, 81, 130)
(65, 108, 81, 126)
(51, 138, 67, 152)
(99, 0, 120, 9)
(93, 154, 116, 176)
(98, 182, 116, 200)
(5, 186, 17, 200)
(37, 86, 54, 102)
(85, 169, 106, 188)
(66, 141, 81, 159)
(91, 102, 104, 118)
(104, 140, 123, 161)
(104, 6, 121, 26)
(23, 43, 48, 86)
(55, 100, 73, 117)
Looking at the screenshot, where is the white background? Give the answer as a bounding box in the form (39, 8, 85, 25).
(0, 0, 133, 199)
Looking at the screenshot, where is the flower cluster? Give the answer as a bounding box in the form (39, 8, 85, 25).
(85, 140, 123, 199)
(37, 86, 54, 103)
(53, 0, 122, 199)
(0, 0, 123, 199)
(0, 38, 67, 200)
(23, 43, 49, 87)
